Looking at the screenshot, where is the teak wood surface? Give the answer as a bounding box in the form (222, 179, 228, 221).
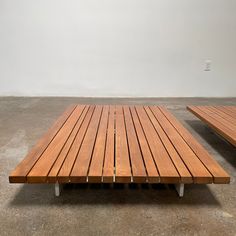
(9, 105, 230, 184)
(188, 106, 236, 147)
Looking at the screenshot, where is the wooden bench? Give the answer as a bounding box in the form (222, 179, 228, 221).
(187, 106, 236, 147)
(9, 105, 230, 197)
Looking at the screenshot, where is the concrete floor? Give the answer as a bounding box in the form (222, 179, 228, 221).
(1, 97, 236, 236)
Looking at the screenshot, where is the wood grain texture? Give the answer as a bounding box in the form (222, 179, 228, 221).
(150, 106, 212, 184)
(115, 106, 132, 182)
(9, 105, 230, 185)
(27, 105, 86, 183)
(214, 106, 236, 123)
(188, 106, 236, 147)
(130, 107, 160, 183)
(9, 104, 77, 183)
(103, 106, 115, 183)
(70, 106, 103, 182)
(135, 106, 180, 183)
(165, 106, 230, 183)
(145, 106, 193, 183)
(88, 106, 109, 182)
(123, 106, 146, 182)
(47, 106, 90, 183)
(57, 106, 95, 183)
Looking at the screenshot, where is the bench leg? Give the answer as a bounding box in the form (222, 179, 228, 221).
(175, 183, 184, 197)
(55, 182, 61, 197)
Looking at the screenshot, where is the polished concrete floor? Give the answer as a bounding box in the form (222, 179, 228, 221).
(1, 97, 236, 236)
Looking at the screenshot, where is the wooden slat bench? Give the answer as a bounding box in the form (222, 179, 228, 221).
(187, 106, 236, 147)
(9, 105, 230, 197)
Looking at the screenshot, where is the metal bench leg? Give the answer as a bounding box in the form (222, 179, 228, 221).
(55, 182, 61, 197)
(175, 183, 184, 197)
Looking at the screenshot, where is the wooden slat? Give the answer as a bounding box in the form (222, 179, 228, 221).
(123, 106, 147, 182)
(223, 106, 236, 117)
(217, 106, 236, 120)
(135, 106, 180, 183)
(9, 105, 77, 183)
(103, 106, 115, 183)
(57, 106, 95, 183)
(213, 106, 236, 125)
(115, 106, 132, 182)
(197, 106, 236, 133)
(227, 106, 236, 112)
(149, 106, 212, 184)
(188, 106, 236, 146)
(162, 106, 230, 183)
(145, 106, 193, 183)
(70, 106, 103, 182)
(200, 106, 236, 131)
(47, 106, 90, 183)
(130, 107, 160, 183)
(88, 106, 109, 182)
(9, 104, 230, 185)
(27, 105, 86, 183)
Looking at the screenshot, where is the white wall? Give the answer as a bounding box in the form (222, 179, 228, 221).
(0, 0, 236, 97)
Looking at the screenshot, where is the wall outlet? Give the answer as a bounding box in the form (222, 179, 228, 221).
(204, 60, 211, 71)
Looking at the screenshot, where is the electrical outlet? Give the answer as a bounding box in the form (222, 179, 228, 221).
(204, 60, 211, 71)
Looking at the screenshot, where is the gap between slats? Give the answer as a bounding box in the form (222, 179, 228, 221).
(88, 106, 109, 182)
(57, 106, 96, 183)
(188, 106, 236, 146)
(130, 106, 160, 183)
(160, 107, 228, 183)
(69, 106, 103, 182)
(201, 106, 236, 131)
(213, 106, 236, 125)
(25, 105, 79, 183)
(194, 106, 236, 134)
(134, 106, 180, 183)
(47, 105, 91, 182)
(123, 106, 148, 183)
(27, 105, 87, 183)
(145, 106, 194, 184)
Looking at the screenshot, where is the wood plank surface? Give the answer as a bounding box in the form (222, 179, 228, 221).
(70, 106, 103, 182)
(211, 107, 236, 126)
(123, 106, 147, 182)
(130, 107, 160, 183)
(150, 106, 212, 184)
(145, 106, 193, 183)
(135, 106, 180, 183)
(102, 106, 115, 183)
(115, 106, 132, 182)
(217, 106, 236, 121)
(188, 106, 236, 147)
(223, 106, 236, 117)
(9, 104, 230, 185)
(27, 105, 86, 183)
(199, 106, 236, 131)
(57, 106, 95, 183)
(9, 104, 77, 183)
(163, 106, 230, 183)
(47, 106, 90, 183)
(88, 106, 109, 182)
